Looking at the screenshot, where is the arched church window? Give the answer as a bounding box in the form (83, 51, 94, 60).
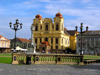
(56, 24, 59, 30)
(40, 26, 42, 29)
(45, 25, 48, 30)
(35, 25, 38, 31)
(51, 38, 53, 44)
(56, 38, 58, 44)
(45, 37, 48, 41)
(35, 38, 37, 44)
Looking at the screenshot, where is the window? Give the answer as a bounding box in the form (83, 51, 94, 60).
(56, 38, 58, 44)
(87, 38, 89, 41)
(45, 25, 48, 30)
(91, 38, 94, 41)
(51, 46, 53, 49)
(68, 40, 69, 46)
(78, 43, 80, 47)
(83, 43, 85, 47)
(40, 38, 41, 43)
(62, 38, 63, 44)
(79, 38, 80, 41)
(56, 24, 59, 30)
(91, 44, 94, 47)
(51, 38, 53, 44)
(96, 43, 98, 46)
(56, 46, 58, 49)
(87, 43, 89, 47)
(35, 25, 38, 31)
(40, 26, 42, 29)
(83, 38, 85, 41)
(65, 39, 67, 45)
(2, 43, 3, 47)
(35, 38, 37, 44)
(45, 37, 48, 41)
(61, 46, 63, 49)
(95, 38, 98, 41)
(5, 43, 6, 47)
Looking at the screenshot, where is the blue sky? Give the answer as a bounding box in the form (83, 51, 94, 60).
(0, 0, 100, 39)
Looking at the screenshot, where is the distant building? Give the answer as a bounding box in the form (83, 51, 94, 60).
(10, 38, 31, 50)
(76, 31, 100, 55)
(0, 35, 10, 53)
(32, 12, 78, 53)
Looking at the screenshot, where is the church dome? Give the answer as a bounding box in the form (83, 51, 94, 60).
(56, 12, 62, 18)
(35, 14, 42, 19)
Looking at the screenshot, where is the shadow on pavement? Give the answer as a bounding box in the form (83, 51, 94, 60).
(70, 63, 100, 70)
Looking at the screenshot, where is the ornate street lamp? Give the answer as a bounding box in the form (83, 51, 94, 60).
(9, 19, 22, 52)
(80, 23, 83, 55)
(76, 23, 89, 55)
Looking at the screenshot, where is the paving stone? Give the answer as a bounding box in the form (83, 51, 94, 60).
(0, 63, 100, 75)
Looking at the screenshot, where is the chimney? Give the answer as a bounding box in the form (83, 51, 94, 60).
(75, 26, 78, 31)
(86, 26, 89, 31)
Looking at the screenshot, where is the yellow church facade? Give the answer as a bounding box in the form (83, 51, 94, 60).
(32, 12, 77, 53)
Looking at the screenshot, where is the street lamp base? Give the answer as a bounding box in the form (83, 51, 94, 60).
(13, 49, 16, 53)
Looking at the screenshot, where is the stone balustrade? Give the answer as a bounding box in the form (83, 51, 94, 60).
(12, 53, 84, 65)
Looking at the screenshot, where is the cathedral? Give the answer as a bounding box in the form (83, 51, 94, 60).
(32, 12, 77, 53)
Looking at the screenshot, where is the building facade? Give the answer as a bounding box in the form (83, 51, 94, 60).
(10, 38, 31, 50)
(76, 31, 100, 55)
(32, 12, 77, 53)
(0, 35, 10, 53)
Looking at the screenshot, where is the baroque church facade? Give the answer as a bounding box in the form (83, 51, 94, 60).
(32, 12, 77, 53)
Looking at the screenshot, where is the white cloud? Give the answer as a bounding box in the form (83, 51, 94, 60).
(38, 0, 51, 2)
(81, 0, 93, 4)
(64, 15, 100, 31)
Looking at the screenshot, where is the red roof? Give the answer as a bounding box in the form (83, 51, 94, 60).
(0, 35, 2, 38)
(56, 12, 63, 18)
(41, 41, 50, 46)
(35, 14, 42, 19)
(17, 38, 31, 43)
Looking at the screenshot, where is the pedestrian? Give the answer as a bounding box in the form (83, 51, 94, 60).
(43, 50, 44, 53)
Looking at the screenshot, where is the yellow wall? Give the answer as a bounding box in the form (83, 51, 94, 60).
(0, 36, 10, 53)
(69, 35, 76, 50)
(32, 15, 76, 52)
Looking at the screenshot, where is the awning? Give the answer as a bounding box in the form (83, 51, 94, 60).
(16, 46, 22, 50)
(21, 49, 27, 51)
(11, 46, 22, 51)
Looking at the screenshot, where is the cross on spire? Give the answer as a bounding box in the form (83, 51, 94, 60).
(58, 9, 60, 13)
(38, 11, 40, 14)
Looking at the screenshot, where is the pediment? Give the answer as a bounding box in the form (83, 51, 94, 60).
(0, 37, 6, 40)
(44, 18, 52, 23)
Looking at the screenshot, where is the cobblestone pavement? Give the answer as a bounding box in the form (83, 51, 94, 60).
(0, 63, 100, 75)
